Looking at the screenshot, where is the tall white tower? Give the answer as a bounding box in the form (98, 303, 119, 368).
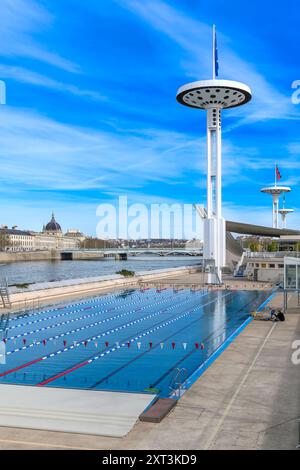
(278, 208, 294, 228)
(176, 26, 252, 283)
(278, 196, 294, 228)
(261, 167, 291, 229)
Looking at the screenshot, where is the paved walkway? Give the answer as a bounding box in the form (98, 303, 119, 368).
(0, 294, 298, 450)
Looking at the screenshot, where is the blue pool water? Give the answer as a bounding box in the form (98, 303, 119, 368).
(0, 288, 271, 397)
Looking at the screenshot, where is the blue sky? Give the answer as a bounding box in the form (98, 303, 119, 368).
(0, 0, 300, 235)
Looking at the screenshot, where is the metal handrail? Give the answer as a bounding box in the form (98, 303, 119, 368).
(169, 367, 187, 397)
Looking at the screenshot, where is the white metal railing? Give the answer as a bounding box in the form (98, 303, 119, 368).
(234, 251, 246, 276)
(247, 251, 300, 259)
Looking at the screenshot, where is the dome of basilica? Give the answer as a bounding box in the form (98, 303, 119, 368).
(44, 212, 62, 232)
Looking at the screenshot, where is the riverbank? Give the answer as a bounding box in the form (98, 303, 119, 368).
(0, 251, 60, 263)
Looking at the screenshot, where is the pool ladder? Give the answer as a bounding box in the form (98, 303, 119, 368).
(169, 368, 187, 398)
(0, 279, 11, 309)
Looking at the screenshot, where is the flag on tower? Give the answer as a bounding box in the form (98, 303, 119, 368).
(276, 165, 281, 181)
(213, 25, 219, 78)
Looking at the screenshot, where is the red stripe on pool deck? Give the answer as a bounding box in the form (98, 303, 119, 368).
(0, 357, 44, 377)
(37, 361, 90, 386)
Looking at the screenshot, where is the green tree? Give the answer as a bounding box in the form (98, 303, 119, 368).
(267, 240, 278, 252)
(249, 241, 259, 252)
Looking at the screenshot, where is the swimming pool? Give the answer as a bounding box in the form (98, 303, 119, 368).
(0, 288, 271, 397)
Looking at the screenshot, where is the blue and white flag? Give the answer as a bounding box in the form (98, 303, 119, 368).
(213, 25, 219, 78)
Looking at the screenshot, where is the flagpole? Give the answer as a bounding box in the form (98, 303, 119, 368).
(274, 162, 277, 187)
(212, 24, 216, 80)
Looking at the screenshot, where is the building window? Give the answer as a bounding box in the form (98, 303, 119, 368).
(285, 264, 296, 289)
(269, 264, 275, 268)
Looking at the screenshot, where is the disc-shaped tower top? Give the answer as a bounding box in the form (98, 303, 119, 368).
(176, 79, 252, 110)
(261, 186, 291, 195)
(278, 208, 294, 215)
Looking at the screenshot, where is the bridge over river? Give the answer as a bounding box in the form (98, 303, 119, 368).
(61, 248, 203, 260)
(60, 248, 202, 260)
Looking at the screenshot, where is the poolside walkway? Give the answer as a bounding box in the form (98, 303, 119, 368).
(0, 293, 298, 450)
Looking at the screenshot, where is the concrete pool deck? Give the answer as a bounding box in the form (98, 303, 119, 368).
(0, 292, 298, 450)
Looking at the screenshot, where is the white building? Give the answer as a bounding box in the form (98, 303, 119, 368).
(245, 256, 284, 283)
(0, 228, 34, 252)
(0, 213, 85, 252)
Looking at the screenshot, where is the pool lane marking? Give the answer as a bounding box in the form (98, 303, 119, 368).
(0, 357, 44, 376)
(6, 288, 197, 332)
(8, 286, 190, 325)
(4, 299, 180, 357)
(5, 290, 157, 327)
(7, 288, 201, 334)
(7, 293, 156, 330)
(0, 291, 213, 376)
(36, 292, 233, 387)
(6, 290, 196, 341)
(37, 361, 90, 385)
(8, 289, 147, 322)
(2, 290, 205, 357)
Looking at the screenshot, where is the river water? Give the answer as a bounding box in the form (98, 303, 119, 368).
(0, 256, 201, 286)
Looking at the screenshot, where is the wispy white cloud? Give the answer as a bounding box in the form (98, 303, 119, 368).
(0, 0, 79, 73)
(0, 106, 205, 192)
(115, 0, 299, 125)
(0, 65, 106, 101)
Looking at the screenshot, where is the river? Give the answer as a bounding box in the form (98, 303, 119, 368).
(0, 256, 201, 286)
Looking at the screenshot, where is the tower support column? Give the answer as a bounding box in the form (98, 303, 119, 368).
(272, 194, 279, 229)
(203, 108, 225, 283)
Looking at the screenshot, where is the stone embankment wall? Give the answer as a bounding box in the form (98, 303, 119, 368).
(0, 250, 60, 263)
